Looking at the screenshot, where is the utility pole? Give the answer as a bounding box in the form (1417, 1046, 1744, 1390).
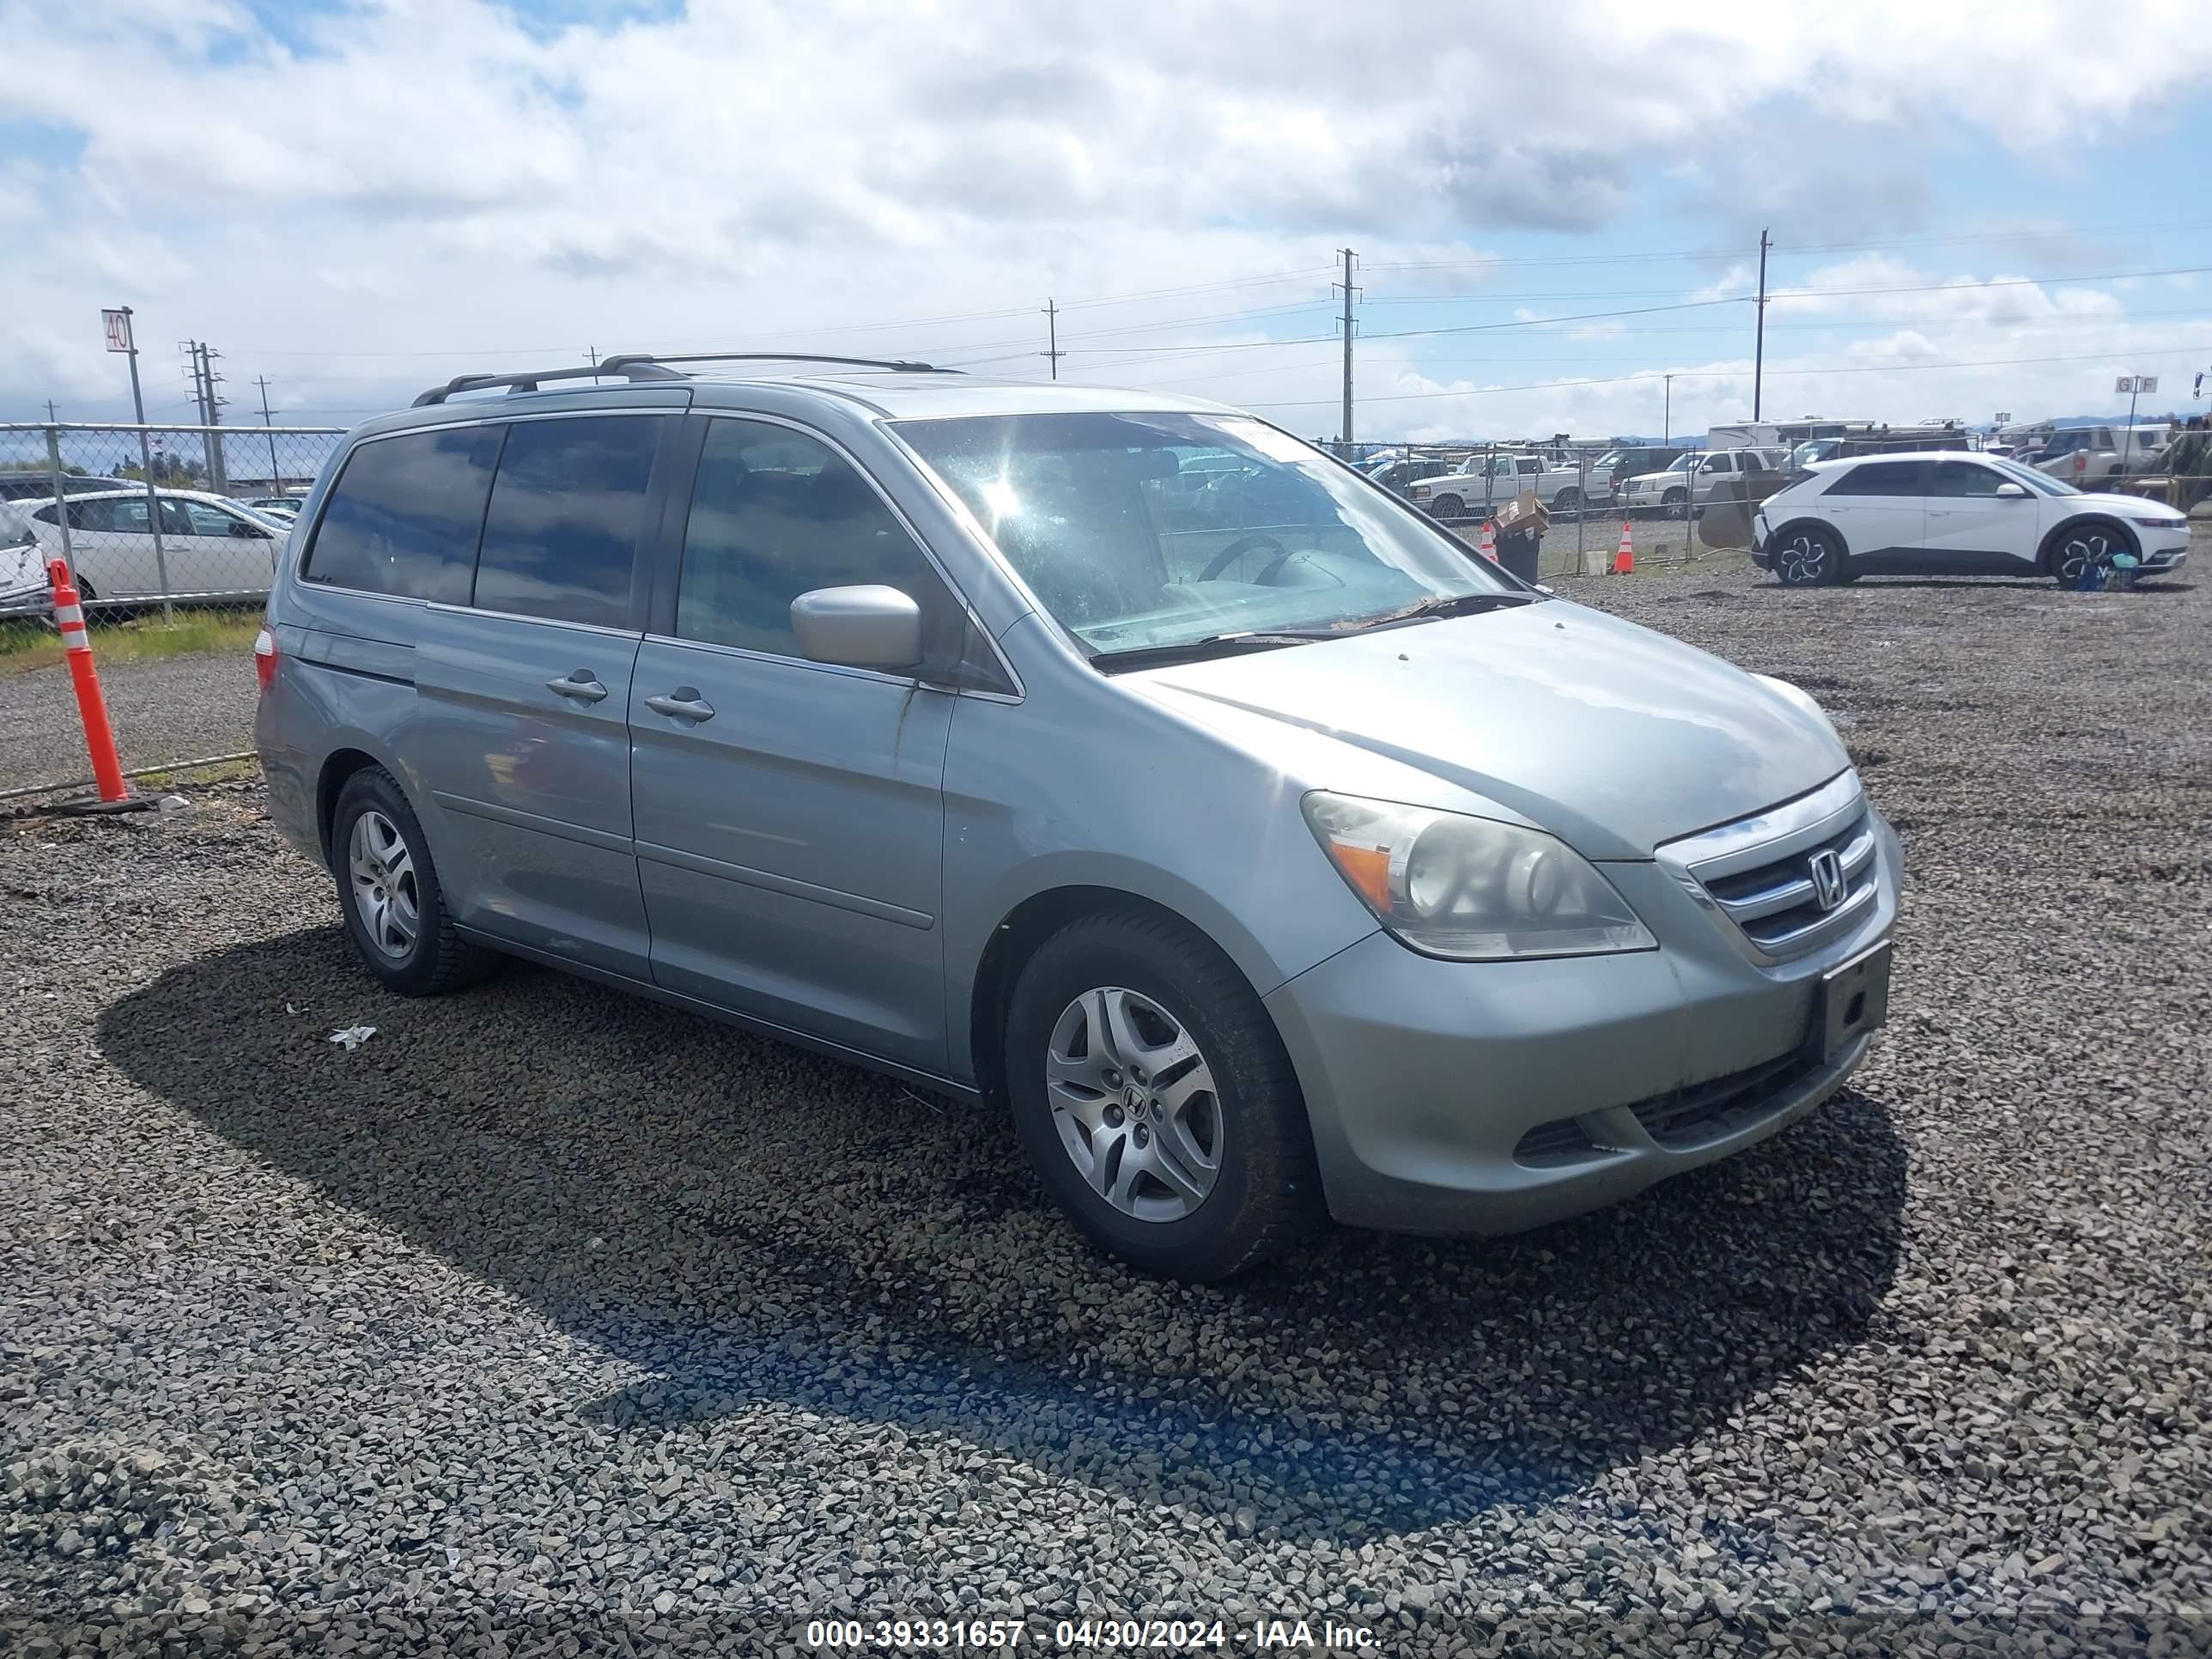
(199, 343, 228, 493)
(256, 375, 282, 489)
(1336, 248, 1358, 456)
(1041, 299, 1063, 380)
(44, 400, 58, 422)
(588, 343, 599, 386)
(182, 341, 209, 428)
(112, 307, 173, 619)
(1664, 374, 1673, 444)
(1753, 228, 1771, 422)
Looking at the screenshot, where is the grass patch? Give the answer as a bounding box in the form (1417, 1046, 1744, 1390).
(0, 610, 263, 675)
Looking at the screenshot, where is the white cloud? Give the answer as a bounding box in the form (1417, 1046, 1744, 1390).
(4, 0, 2212, 434)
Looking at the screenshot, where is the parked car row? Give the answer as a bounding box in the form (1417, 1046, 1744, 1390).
(0, 489, 292, 612)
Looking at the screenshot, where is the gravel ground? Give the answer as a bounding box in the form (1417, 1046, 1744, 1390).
(3, 560, 2208, 1656)
(0, 650, 258, 796)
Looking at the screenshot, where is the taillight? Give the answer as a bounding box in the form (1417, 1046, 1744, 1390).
(253, 627, 278, 691)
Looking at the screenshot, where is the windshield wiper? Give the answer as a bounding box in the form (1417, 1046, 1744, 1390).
(1089, 632, 1324, 672)
(1352, 590, 1540, 630)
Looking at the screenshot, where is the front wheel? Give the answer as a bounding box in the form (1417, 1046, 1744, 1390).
(1552, 487, 1581, 513)
(2046, 520, 2130, 588)
(1429, 493, 1465, 518)
(1662, 488, 1688, 518)
(1772, 525, 1843, 586)
(1004, 911, 1322, 1281)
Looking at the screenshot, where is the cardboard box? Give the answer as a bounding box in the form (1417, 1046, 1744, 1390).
(1495, 487, 1551, 535)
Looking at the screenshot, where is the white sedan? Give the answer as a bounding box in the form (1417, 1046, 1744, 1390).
(1752, 452, 2190, 586)
(1, 488, 289, 610)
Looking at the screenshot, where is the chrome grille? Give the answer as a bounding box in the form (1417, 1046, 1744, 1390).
(1657, 771, 1878, 962)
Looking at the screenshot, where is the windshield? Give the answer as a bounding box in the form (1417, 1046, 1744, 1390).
(1664, 453, 1698, 474)
(893, 410, 1514, 658)
(1988, 457, 2078, 496)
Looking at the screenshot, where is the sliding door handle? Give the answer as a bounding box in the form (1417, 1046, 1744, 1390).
(644, 689, 715, 723)
(546, 670, 609, 704)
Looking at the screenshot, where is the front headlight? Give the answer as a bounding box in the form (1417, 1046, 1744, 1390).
(1302, 791, 1656, 961)
(2130, 515, 2184, 529)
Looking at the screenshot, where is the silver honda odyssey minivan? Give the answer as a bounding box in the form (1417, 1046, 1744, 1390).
(253, 354, 1899, 1281)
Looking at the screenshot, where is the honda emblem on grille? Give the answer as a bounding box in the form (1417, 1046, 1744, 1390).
(1808, 848, 1846, 911)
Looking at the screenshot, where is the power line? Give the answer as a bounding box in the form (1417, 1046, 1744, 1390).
(1238, 340, 2212, 410)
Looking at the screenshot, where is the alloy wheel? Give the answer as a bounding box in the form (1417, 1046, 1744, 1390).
(2056, 527, 2112, 586)
(1045, 987, 1224, 1224)
(348, 809, 420, 960)
(1778, 531, 1829, 585)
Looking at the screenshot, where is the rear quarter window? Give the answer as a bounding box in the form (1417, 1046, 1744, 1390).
(303, 426, 503, 602)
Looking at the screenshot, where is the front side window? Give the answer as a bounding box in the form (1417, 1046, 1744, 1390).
(183, 501, 250, 537)
(674, 417, 963, 664)
(895, 410, 1517, 659)
(1929, 461, 2005, 498)
(1826, 460, 1922, 497)
(474, 416, 660, 629)
(1989, 458, 2078, 497)
(305, 426, 502, 602)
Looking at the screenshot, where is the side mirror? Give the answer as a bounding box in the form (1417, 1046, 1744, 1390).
(791, 584, 921, 672)
(1994, 483, 2030, 500)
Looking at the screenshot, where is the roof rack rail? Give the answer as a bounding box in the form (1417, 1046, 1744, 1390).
(597, 351, 958, 376)
(410, 361, 684, 408)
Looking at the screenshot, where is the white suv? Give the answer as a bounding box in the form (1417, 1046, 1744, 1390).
(1753, 452, 2190, 587)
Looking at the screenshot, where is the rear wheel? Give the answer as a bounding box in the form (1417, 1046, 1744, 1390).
(1004, 910, 1322, 1281)
(331, 767, 495, 995)
(1773, 525, 1843, 587)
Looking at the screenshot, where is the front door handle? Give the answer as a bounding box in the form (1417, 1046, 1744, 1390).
(644, 689, 715, 723)
(546, 670, 609, 704)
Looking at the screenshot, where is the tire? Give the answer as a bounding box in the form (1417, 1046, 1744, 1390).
(330, 767, 495, 995)
(1552, 487, 1582, 513)
(1772, 524, 1843, 587)
(1430, 494, 1465, 519)
(68, 570, 134, 624)
(1003, 910, 1323, 1281)
(1662, 488, 1688, 517)
(2045, 518, 2134, 588)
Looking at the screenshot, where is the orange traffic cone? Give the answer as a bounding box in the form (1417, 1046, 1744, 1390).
(1476, 520, 1498, 562)
(1612, 521, 1635, 575)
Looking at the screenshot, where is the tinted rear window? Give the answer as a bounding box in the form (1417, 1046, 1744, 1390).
(304, 427, 501, 602)
(1825, 460, 1922, 496)
(472, 416, 659, 629)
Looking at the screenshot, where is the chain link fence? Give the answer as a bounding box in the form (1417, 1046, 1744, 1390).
(1354, 438, 1753, 577)
(1, 422, 343, 800)
(3, 421, 342, 633)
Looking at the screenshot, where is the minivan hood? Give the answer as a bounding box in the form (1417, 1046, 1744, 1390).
(1127, 601, 1849, 859)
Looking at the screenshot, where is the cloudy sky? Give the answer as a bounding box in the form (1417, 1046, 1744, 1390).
(8, 0, 2212, 443)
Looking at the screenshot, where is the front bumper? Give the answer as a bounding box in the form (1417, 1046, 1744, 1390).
(1264, 808, 1903, 1235)
(2134, 529, 2189, 572)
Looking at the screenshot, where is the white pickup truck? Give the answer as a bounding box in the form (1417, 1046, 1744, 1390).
(1408, 452, 1601, 518)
